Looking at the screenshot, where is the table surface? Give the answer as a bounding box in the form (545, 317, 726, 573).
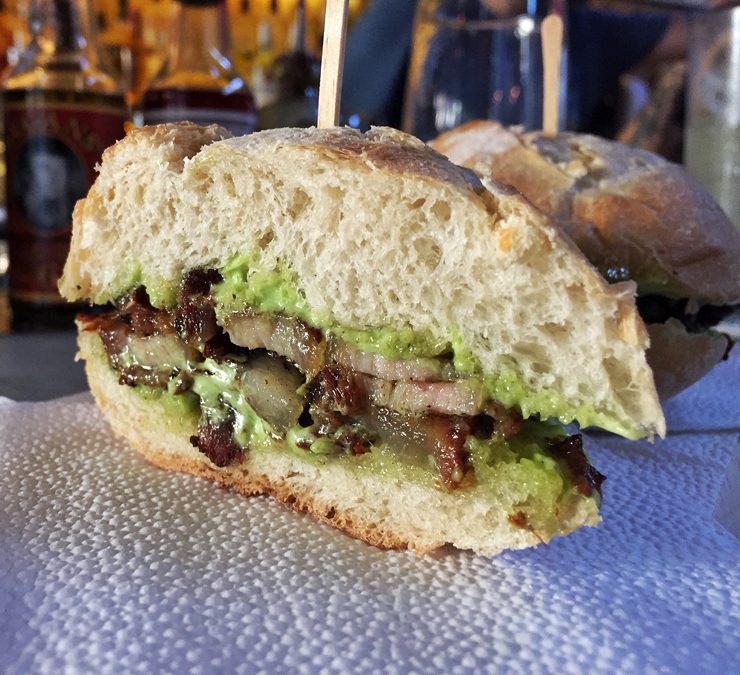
(0, 331, 88, 401)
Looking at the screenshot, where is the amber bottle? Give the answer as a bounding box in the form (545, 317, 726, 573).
(142, 0, 256, 136)
(3, 0, 128, 329)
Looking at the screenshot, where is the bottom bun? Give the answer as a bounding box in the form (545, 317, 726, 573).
(647, 319, 730, 401)
(79, 331, 601, 557)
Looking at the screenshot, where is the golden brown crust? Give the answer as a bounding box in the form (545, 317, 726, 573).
(431, 121, 574, 217)
(101, 122, 233, 171)
(80, 331, 448, 555)
(222, 125, 487, 197)
(78, 329, 602, 557)
(571, 164, 740, 304)
(431, 120, 740, 305)
(129, 435, 417, 553)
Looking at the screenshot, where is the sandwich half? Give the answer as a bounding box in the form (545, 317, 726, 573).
(60, 123, 664, 556)
(431, 120, 740, 400)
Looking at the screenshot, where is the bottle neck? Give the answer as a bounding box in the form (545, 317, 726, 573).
(51, 0, 83, 54)
(34, 0, 96, 57)
(173, 2, 227, 73)
(289, 0, 307, 54)
(149, 0, 246, 92)
(4, 0, 121, 92)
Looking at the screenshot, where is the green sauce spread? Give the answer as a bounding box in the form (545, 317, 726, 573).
(134, 360, 590, 515)
(118, 252, 641, 439)
(216, 254, 310, 319)
(191, 358, 274, 451)
(98, 261, 178, 308)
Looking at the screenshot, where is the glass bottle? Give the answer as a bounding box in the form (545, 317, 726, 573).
(2, 0, 129, 330)
(402, 0, 568, 142)
(142, 0, 256, 136)
(256, 0, 320, 130)
(251, 16, 278, 110)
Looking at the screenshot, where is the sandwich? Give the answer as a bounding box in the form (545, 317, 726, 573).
(59, 123, 665, 556)
(431, 121, 740, 400)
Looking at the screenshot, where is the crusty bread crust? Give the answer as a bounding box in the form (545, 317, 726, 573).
(431, 120, 740, 399)
(79, 330, 601, 557)
(431, 120, 740, 306)
(60, 123, 664, 438)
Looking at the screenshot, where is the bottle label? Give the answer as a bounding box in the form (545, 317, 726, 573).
(4, 96, 128, 304)
(144, 107, 257, 137)
(143, 89, 257, 137)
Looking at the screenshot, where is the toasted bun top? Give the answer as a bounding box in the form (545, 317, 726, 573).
(431, 120, 740, 306)
(60, 123, 664, 438)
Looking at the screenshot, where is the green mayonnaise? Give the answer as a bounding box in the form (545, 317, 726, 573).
(120, 252, 642, 439)
(215, 254, 310, 319)
(97, 261, 178, 308)
(190, 358, 274, 451)
(133, 360, 591, 518)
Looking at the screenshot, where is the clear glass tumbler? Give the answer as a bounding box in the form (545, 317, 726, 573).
(402, 0, 567, 142)
(684, 8, 740, 231)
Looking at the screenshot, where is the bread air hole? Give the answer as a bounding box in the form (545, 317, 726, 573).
(514, 342, 552, 374)
(324, 184, 345, 201)
(602, 355, 643, 413)
(222, 172, 236, 198)
(288, 188, 311, 220)
(258, 230, 275, 249)
(412, 237, 442, 272)
(566, 283, 588, 306)
(538, 321, 574, 345)
(431, 200, 452, 222)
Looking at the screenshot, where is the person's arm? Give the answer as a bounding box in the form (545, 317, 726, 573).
(340, 0, 418, 128)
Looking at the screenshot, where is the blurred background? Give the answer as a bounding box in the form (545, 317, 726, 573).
(0, 0, 367, 92)
(0, 0, 736, 341)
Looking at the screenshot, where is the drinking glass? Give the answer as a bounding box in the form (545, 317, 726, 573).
(402, 0, 567, 142)
(684, 7, 740, 230)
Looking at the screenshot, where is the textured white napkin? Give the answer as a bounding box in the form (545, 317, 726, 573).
(1, 354, 739, 675)
(715, 439, 740, 539)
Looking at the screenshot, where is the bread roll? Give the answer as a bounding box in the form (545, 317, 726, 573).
(61, 123, 665, 555)
(431, 120, 740, 399)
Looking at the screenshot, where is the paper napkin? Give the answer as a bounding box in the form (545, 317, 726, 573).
(1, 354, 739, 675)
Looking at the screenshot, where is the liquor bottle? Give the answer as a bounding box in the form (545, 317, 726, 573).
(251, 18, 278, 110)
(97, 0, 135, 99)
(230, 0, 258, 84)
(2, 0, 129, 330)
(142, 0, 256, 136)
(129, 0, 175, 114)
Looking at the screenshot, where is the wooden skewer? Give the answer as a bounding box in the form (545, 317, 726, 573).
(317, 0, 350, 128)
(541, 14, 563, 138)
